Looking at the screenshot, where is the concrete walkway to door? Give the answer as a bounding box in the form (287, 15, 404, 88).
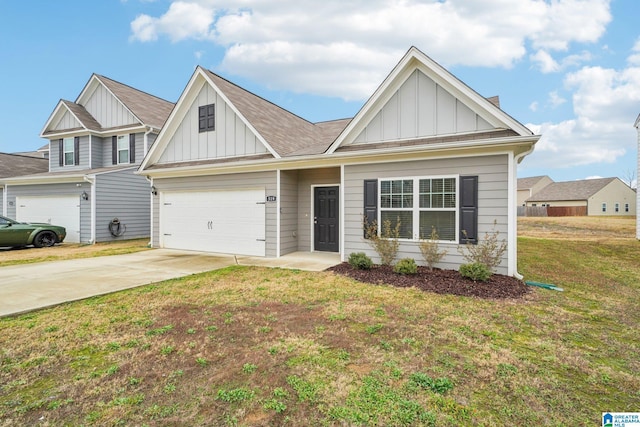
(0, 249, 340, 317)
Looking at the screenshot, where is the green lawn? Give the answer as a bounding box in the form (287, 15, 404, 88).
(1, 235, 638, 426)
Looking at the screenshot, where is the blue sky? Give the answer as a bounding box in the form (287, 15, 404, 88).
(1, 0, 638, 184)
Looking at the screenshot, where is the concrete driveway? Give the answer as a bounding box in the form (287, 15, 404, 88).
(0, 249, 340, 317)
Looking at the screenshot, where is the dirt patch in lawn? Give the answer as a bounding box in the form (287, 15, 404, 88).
(328, 263, 529, 299)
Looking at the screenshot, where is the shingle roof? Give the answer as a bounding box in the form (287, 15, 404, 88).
(517, 175, 551, 190)
(61, 100, 102, 131)
(527, 177, 617, 202)
(95, 75, 174, 130)
(204, 69, 344, 157)
(0, 153, 48, 179)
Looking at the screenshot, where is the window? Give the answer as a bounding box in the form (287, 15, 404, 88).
(602, 203, 607, 212)
(117, 135, 129, 164)
(63, 137, 75, 166)
(199, 104, 215, 132)
(625, 203, 630, 212)
(615, 203, 620, 213)
(380, 176, 457, 241)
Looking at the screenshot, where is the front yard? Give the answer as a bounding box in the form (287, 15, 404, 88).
(0, 217, 638, 425)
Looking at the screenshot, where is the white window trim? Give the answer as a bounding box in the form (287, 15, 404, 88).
(378, 174, 459, 243)
(63, 137, 74, 166)
(116, 134, 130, 165)
(602, 202, 607, 212)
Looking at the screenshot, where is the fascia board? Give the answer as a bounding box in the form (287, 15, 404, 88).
(43, 124, 147, 139)
(142, 134, 538, 179)
(201, 71, 281, 159)
(39, 101, 88, 137)
(2, 174, 86, 186)
(634, 113, 640, 128)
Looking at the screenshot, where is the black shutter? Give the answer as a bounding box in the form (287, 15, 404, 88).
(74, 136, 80, 165)
(129, 133, 136, 163)
(112, 136, 117, 165)
(459, 175, 478, 244)
(58, 139, 63, 166)
(363, 179, 378, 238)
(207, 104, 215, 131)
(198, 106, 206, 132)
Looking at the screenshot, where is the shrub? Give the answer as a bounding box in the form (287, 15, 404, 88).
(348, 252, 373, 270)
(393, 258, 418, 275)
(459, 262, 492, 282)
(419, 227, 448, 270)
(363, 217, 400, 265)
(459, 221, 507, 272)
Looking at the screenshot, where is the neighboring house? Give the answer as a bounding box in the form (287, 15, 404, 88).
(138, 46, 539, 276)
(0, 75, 174, 243)
(12, 143, 50, 159)
(0, 153, 49, 215)
(517, 175, 553, 206)
(524, 177, 636, 216)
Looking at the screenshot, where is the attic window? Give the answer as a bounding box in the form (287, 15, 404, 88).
(199, 104, 215, 132)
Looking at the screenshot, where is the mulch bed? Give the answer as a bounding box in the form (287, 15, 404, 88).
(327, 263, 530, 299)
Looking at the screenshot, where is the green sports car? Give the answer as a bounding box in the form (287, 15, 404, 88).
(0, 215, 66, 248)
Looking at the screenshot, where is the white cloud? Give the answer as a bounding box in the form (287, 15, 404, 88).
(129, 0, 612, 99)
(525, 55, 640, 170)
(529, 101, 539, 112)
(548, 91, 566, 108)
(531, 49, 592, 73)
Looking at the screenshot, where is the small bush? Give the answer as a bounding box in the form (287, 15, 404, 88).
(419, 227, 448, 270)
(459, 221, 507, 272)
(459, 262, 492, 282)
(393, 258, 418, 275)
(348, 252, 373, 270)
(364, 217, 400, 265)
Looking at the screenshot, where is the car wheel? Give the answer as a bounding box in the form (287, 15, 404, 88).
(34, 231, 57, 248)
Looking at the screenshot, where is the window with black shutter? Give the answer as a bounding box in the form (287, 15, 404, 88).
(459, 175, 478, 244)
(198, 104, 215, 132)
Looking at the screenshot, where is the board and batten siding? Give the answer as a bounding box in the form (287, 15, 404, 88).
(152, 171, 277, 256)
(49, 135, 91, 172)
(343, 155, 510, 274)
(279, 170, 299, 255)
(53, 109, 82, 131)
(6, 183, 90, 243)
(84, 84, 138, 129)
(296, 168, 341, 252)
(158, 82, 268, 164)
(354, 70, 493, 144)
(94, 169, 151, 241)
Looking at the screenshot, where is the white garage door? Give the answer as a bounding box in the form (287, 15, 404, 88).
(16, 195, 81, 243)
(161, 189, 266, 256)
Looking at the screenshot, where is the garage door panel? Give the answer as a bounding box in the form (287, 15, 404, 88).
(161, 189, 266, 256)
(16, 196, 81, 243)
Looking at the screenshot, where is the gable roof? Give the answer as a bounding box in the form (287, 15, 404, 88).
(0, 153, 48, 179)
(327, 46, 534, 153)
(517, 175, 552, 190)
(635, 113, 640, 128)
(41, 74, 174, 137)
(527, 178, 618, 202)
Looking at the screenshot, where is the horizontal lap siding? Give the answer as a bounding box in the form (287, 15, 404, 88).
(95, 169, 151, 241)
(152, 171, 277, 257)
(343, 155, 509, 274)
(49, 135, 90, 172)
(280, 170, 298, 255)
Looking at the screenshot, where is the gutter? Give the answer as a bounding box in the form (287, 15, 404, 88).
(511, 144, 537, 280)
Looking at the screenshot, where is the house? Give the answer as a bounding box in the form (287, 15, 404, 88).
(524, 177, 636, 216)
(138, 47, 539, 276)
(0, 153, 49, 214)
(517, 175, 553, 206)
(0, 75, 174, 243)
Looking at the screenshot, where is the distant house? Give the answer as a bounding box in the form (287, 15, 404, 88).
(524, 177, 636, 216)
(517, 175, 553, 206)
(0, 153, 49, 215)
(0, 74, 174, 243)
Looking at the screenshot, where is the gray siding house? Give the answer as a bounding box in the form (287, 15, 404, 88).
(1, 75, 174, 243)
(138, 47, 539, 276)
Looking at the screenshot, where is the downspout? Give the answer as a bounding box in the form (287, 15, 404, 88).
(146, 176, 154, 247)
(88, 134, 92, 169)
(276, 169, 281, 258)
(83, 175, 96, 244)
(509, 146, 535, 280)
(340, 164, 345, 262)
(143, 127, 154, 157)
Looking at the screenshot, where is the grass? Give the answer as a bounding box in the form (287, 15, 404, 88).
(0, 217, 639, 425)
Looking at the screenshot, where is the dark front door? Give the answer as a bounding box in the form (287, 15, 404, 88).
(314, 186, 339, 252)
